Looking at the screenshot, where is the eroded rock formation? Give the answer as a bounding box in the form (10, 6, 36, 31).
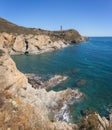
(79, 112, 112, 130)
(0, 32, 86, 55)
(26, 74, 68, 89)
(0, 18, 87, 55)
(0, 48, 83, 130)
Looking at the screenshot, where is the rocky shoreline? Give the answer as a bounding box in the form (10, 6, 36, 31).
(26, 74, 68, 89)
(0, 18, 87, 55)
(0, 18, 112, 130)
(0, 48, 83, 129)
(0, 48, 112, 130)
(0, 32, 86, 55)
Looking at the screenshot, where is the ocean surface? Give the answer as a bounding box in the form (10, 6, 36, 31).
(12, 37, 112, 122)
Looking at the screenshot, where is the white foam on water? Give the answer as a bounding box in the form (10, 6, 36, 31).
(55, 103, 71, 122)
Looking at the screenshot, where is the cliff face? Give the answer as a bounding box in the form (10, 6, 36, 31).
(0, 32, 86, 55)
(0, 48, 83, 129)
(0, 18, 86, 55)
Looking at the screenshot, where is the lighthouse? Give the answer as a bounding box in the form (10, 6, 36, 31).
(60, 25, 62, 31)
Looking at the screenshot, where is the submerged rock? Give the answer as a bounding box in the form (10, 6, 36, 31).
(76, 79, 87, 87)
(71, 68, 80, 74)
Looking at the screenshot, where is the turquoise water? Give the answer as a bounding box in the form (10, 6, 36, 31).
(12, 37, 112, 121)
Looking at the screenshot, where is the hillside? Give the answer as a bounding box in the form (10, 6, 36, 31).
(0, 17, 37, 34)
(0, 17, 85, 42)
(0, 17, 86, 55)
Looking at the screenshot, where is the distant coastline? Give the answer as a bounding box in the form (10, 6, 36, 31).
(0, 17, 87, 55)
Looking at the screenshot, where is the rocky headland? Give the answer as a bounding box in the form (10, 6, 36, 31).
(0, 18, 87, 55)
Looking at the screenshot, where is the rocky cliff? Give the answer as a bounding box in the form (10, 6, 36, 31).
(1, 18, 111, 130)
(0, 48, 83, 129)
(0, 18, 86, 55)
(0, 49, 112, 130)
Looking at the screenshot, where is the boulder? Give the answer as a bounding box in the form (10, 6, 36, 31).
(12, 35, 26, 54)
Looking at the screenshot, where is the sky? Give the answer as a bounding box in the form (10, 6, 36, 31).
(0, 0, 112, 36)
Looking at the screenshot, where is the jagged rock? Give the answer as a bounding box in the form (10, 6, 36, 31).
(0, 48, 83, 130)
(0, 32, 14, 53)
(41, 75, 68, 89)
(79, 112, 112, 130)
(26, 73, 68, 89)
(12, 35, 26, 54)
(102, 117, 110, 128)
(97, 114, 109, 130)
(0, 48, 28, 95)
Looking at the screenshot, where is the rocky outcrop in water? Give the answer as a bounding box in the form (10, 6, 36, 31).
(26, 74, 68, 89)
(76, 79, 87, 87)
(0, 48, 83, 130)
(79, 112, 112, 130)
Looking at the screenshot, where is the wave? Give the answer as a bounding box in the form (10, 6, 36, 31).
(55, 103, 71, 122)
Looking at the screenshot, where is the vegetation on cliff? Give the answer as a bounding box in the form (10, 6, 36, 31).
(0, 17, 85, 43)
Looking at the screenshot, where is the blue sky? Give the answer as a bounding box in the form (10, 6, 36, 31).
(0, 0, 112, 36)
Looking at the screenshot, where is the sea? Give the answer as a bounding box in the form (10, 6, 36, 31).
(12, 37, 112, 122)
